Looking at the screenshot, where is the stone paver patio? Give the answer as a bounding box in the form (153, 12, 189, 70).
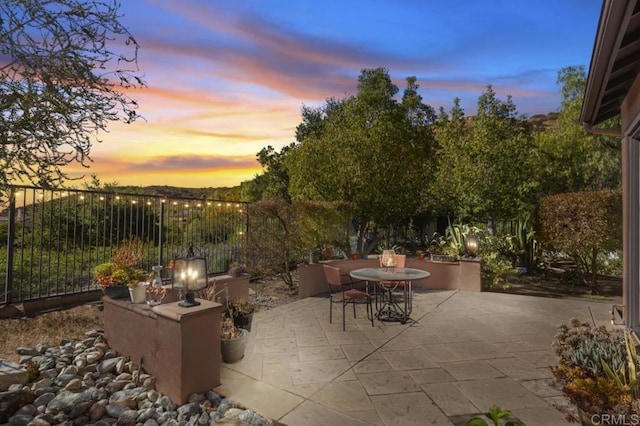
(215, 290, 619, 425)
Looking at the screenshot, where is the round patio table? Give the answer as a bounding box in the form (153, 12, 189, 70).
(350, 267, 430, 324)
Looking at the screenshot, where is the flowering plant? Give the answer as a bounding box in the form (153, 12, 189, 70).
(93, 238, 147, 290)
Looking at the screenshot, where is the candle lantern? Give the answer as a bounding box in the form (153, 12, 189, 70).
(172, 256, 208, 307)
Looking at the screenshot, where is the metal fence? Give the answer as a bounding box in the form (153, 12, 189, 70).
(1, 185, 248, 304)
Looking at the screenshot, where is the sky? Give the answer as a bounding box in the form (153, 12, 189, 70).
(65, 0, 604, 189)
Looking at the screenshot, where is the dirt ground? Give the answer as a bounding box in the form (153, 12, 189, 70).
(487, 273, 622, 301)
(0, 271, 621, 363)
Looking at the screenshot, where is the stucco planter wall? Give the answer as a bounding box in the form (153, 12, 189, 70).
(298, 257, 481, 298)
(206, 273, 250, 304)
(103, 297, 224, 405)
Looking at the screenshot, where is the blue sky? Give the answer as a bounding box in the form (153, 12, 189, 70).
(69, 0, 603, 188)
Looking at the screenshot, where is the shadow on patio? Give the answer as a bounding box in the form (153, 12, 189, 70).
(215, 289, 621, 425)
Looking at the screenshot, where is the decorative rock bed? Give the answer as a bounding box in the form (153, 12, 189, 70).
(0, 330, 272, 426)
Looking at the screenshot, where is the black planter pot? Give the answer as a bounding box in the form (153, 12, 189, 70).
(233, 313, 253, 332)
(103, 286, 130, 299)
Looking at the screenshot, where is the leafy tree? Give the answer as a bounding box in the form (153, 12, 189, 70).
(295, 200, 352, 256)
(537, 190, 622, 293)
(0, 0, 145, 188)
(431, 87, 537, 224)
(430, 98, 468, 216)
(287, 68, 435, 254)
(253, 144, 295, 202)
(534, 66, 621, 194)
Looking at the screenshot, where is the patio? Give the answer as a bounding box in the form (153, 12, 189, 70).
(215, 289, 620, 425)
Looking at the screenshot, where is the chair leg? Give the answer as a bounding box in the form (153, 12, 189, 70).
(342, 300, 346, 331)
(352, 300, 356, 318)
(329, 298, 333, 324)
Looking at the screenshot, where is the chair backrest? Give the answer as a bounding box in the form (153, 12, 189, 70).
(323, 264, 344, 287)
(378, 254, 406, 268)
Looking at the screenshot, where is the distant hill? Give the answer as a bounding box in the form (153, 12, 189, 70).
(114, 185, 242, 201)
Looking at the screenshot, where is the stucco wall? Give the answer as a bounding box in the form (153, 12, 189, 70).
(103, 297, 224, 405)
(298, 257, 481, 298)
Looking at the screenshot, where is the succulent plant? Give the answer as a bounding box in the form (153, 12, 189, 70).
(551, 319, 640, 418)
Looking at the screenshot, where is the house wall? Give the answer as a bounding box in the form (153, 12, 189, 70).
(621, 73, 640, 331)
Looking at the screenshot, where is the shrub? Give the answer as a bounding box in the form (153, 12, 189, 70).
(538, 190, 622, 294)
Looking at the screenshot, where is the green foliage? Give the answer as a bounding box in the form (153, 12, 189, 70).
(504, 218, 536, 267)
(295, 200, 352, 256)
(538, 189, 622, 293)
(244, 200, 352, 285)
(0, 0, 145, 188)
(534, 66, 621, 195)
(431, 87, 537, 221)
(552, 319, 623, 366)
(479, 250, 514, 289)
(25, 193, 160, 250)
(0, 222, 8, 245)
(92, 238, 147, 289)
(245, 144, 295, 202)
(571, 334, 625, 377)
(601, 331, 638, 398)
(465, 405, 524, 426)
(597, 251, 622, 277)
(287, 68, 435, 254)
(429, 220, 480, 257)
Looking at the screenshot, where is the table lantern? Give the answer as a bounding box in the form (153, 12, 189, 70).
(465, 234, 479, 258)
(381, 249, 397, 271)
(173, 256, 207, 307)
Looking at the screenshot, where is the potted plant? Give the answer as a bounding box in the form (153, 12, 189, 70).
(220, 317, 249, 363)
(93, 239, 148, 300)
(551, 319, 640, 424)
(227, 298, 258, 331)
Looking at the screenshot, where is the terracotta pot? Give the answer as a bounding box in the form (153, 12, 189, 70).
(351, 253, 359, 260)
(418, 253, 425, 260)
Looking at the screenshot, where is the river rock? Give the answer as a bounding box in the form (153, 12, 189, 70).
(96, 357, 121, 374)
(2, 332, 275, 425)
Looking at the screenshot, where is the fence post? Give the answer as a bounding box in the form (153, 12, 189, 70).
(5, 187, 16, 304)
(158, 201, 164, 268)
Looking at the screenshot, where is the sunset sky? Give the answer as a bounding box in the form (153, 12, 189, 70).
(66, 0, 603, 189)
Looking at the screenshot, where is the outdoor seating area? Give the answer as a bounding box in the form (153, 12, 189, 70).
(215, 289, 618, 425)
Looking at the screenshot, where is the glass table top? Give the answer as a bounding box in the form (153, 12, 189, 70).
(350, 267, 430, 282)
